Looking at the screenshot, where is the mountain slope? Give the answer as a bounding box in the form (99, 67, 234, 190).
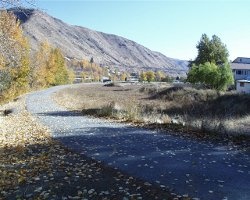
(11, 8, 188, 76)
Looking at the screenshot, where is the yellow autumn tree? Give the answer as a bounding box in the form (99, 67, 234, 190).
(0, 11, 30, 101)
(140, 72, 147, 82)
(32, 42, 74, 88)
(120, 72, 127, 81)
(145, 71, 155, 82)
(79, 58, 105, 82)
(155, 71, 166, 82)
(52, 48, 73, 85)
(32, 41, 51, 88)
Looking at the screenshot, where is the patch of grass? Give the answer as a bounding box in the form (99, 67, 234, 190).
(152, 85, 220, 103)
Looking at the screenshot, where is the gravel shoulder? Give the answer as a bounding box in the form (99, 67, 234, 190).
(0, 89, 176, 199)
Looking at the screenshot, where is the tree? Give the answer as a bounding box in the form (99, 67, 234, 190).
(187, 62, 233, 90)
(90, 57, 94, 64)
(216, 62, 234, 91)
(161, 75, 173, 83)
(140, 72, 147, 82)
(187, 62, 218, 87)
(194, 34, 229, 65)
(155, 71, 166, 82)
(81, 71, 87, 81)
(1, 0, 20, 8)
(0, 0, 35, 9)
(76, 58, 105, 82)
(145, 71, 155, 82)
(0, 11, 30, 100)
(32, 41, 52, 88)
(51, 48, 70, 85)
(32, 42, 74, 88)
(89, 56, 94, 80)
(210, 35, 229, 64)
(120, 72, 127, 81)
(187, 34, 233, 91)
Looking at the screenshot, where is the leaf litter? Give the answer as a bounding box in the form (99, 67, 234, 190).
(0, 96, 189, 199)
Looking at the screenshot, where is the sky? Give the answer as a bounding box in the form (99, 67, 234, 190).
(33, 0, 250, 61)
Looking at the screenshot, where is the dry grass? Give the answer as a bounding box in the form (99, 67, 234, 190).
(55, 83, 170, 124)
(54, 83, 250, 137)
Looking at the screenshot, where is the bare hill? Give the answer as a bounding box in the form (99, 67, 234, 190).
(11, 8, 188, 76)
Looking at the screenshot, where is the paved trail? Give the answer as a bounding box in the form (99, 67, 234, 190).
(26, 85, 250, 200)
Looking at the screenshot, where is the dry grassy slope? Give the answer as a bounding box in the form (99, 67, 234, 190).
(11, 8, 188, 76)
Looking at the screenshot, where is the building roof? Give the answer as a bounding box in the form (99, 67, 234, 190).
(230, 63, 250, 70)
(233, 57, 250, 64)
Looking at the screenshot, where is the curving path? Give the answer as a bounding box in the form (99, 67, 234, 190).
(26, 85, 250, 200)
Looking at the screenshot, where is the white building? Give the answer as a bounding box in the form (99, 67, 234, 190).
(126, 72, 139, 82)
(231, 57, 250, 81)
(236, 79, 250, 93)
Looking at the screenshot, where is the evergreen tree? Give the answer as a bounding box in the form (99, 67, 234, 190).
(89, 56, 94, 80)
(90, 57, 94, 64)
(194, 34, 229, 65)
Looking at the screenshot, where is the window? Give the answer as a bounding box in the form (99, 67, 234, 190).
(236, 70, 242, 75)
(240, 82, 245, 87)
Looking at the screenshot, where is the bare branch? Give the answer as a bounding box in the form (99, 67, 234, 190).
(0, 0, 36, 9)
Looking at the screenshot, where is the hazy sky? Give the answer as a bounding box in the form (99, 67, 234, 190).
(35, 0, 250, 61)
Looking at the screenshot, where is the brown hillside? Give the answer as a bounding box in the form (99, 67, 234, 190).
(10, 8, 188, 76)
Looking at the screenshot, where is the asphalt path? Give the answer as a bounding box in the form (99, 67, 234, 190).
(26, 85, 250, 200)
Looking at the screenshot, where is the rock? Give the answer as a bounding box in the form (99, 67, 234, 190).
(171, 116, 185, 126)
(88, 189, 95, 194)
